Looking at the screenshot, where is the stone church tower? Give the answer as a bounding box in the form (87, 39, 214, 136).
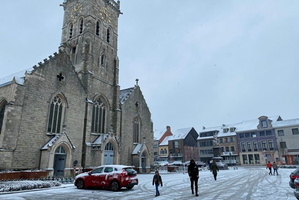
(0, 0, 153, 176)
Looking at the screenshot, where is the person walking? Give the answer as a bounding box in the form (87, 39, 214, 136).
(188, 159, 199, 196)
(273, 162, 278, 175)
(152, 170, 163, 197)
(266, 161, 272, 175)
(209, 160, 213, 170)
(210, 160, 219, 180)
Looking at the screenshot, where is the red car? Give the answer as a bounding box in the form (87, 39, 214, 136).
(74, 165, 138, 191)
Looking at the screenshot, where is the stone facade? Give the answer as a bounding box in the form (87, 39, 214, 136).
(0, 0, 153, 176)
(274, 119, 299, 165)
(119, 85, 153, 173)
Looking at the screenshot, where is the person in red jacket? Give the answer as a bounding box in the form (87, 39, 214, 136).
(266, 161, 272, 175)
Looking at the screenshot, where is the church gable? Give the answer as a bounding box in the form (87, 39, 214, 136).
(1, 50, 88, 169)
(119, 83, 153, 167)
(120, 85, 151, 118)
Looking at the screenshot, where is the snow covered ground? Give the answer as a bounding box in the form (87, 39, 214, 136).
(0, 166, 298, 200)
(0, 180, 62, 193)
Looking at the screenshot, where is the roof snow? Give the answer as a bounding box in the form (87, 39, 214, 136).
(93, 134, 109, 145)
(198, 116, 283, 140)
(159, 135, 172, 146)
(119, 87, 135, 104)
(132, 143, 143, 155)
(41, 134, 62, 150)
(170, 127, 193, 140)
(154, 129, 165, 140)
(0, 68, 33, 87)
(273, 118, 299, 128)
(236, 115, 281, 132)
(159, 127, 194, 145)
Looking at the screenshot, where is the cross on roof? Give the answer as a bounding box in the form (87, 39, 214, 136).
(57, 73, 64, 81)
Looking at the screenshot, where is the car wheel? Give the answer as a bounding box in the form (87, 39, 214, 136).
(110, 180, 120, 191)
(126, 185, 134, 190)
(76, 179, 85, 189)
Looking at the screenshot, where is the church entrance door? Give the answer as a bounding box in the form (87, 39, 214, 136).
(104, 142, 114, 165)
(54, 146, 66, 176)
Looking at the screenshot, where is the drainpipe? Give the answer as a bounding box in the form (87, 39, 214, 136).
(81, 99, 88, 172)
(38, 149, 42, 170)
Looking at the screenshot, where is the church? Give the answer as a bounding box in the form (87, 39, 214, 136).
(0, 0, 154, 176)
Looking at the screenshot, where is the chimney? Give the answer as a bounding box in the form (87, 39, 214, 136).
(166, 126, 171, 131)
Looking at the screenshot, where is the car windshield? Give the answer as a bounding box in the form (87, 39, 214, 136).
(124, 168, 136, 174)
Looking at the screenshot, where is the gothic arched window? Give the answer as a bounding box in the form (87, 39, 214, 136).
(91, 98, 106, 133)
(55, 145, 66, 154)
(133, 117, 140, 143)
(79, 18, 84, 34)
(100, 54, 105, 66)
(105, 142, 114, 151)
(0, 100, 7, 134)
(96, 21, 100, 36)
(47, 95, 65, 133)
(69, 23, 73, 38)
(106, 28, 110, 43)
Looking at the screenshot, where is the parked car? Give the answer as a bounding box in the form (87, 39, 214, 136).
(289, 168, 299, 189)
(294, 178, 299, 199)
(74, 165, 138, 191)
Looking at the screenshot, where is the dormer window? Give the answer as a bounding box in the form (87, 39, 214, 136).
(230, 127, 236, 132)
(261, 120, 267, 128)
(223, 128, 228, 133)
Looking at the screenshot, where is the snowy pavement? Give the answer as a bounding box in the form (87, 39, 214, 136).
(0, 166, 297, 200)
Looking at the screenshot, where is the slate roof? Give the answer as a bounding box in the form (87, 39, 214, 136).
(119, 87, 135, 104)
(0, 68, 32, 88)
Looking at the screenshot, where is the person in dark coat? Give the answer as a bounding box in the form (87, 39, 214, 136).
(152, 170, 163, 197)
(210, 160, 219, 180)
(272, 162, 278, 175)
(188, 159, 199, 196)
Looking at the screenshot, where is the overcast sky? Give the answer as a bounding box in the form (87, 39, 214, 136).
(1, 1, 299, 133)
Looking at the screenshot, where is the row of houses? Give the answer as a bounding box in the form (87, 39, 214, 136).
(154, 115, 299, 166)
